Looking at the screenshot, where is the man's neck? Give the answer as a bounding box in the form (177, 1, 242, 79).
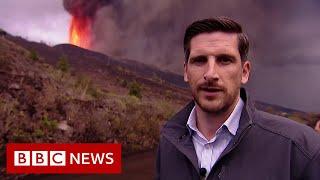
(195, 96, 240, 140)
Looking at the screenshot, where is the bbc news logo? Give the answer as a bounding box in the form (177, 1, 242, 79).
(14, 151, 67, 166)
(7, 143, 121, 174)
(14, 151, 114, 166)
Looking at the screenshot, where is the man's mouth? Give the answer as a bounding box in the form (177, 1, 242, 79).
(199, 86, 224, 92)
(200, 87, 223, 92)
(198, 86, 224, 97)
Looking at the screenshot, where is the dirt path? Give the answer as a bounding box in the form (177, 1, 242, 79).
(24, 150, 156, 180)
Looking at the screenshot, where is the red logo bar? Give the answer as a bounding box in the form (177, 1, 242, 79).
(6, 143, 121, 174)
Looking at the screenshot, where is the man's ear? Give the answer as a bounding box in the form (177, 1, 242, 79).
(315, 120, 320, 133)
(184, 62, 189, 82)
(241, 60, 251, 84)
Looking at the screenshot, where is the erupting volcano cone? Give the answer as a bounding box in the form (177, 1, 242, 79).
(69, 16, 92, 48)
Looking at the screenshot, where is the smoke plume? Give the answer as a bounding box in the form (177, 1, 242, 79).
(62, 0, 320, 112)
(63, 0, 114, 18)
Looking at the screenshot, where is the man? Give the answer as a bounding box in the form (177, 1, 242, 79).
(315, 119, 320, 133)
(156, 17, 320, 180)
(308, 118, 320, 134)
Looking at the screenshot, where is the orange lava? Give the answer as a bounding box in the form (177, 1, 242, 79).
(69, 16, 91, 48)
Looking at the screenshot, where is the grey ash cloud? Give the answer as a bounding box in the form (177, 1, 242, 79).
(63, 0, 116, 17)
(82, 0, 320, 111)
(85, 0, 320, 69)
(0, 0, 319, 111)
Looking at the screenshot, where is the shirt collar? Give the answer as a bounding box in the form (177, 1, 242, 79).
(186, 97, 244, 137)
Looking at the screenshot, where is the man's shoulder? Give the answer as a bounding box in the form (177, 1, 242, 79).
(253, 110, 320, 158)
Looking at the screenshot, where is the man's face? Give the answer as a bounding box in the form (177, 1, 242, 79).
(184, 32, 251, 113)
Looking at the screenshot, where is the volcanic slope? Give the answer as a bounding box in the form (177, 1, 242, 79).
(0, 35, 189, 165)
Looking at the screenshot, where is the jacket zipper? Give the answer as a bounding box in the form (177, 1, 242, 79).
(210, 124, 253, 180)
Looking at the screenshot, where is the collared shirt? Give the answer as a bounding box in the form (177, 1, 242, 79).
(186, 98, 244, 177)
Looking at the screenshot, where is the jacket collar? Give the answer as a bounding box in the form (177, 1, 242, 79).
(161, 87, 255, 172)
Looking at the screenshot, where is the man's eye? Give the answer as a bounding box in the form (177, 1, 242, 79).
(190, 56, 207, 65)
(217, 56, 234, 65)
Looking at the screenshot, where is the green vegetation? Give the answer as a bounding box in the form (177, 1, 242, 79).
(129, 81, 142, 98)
(56, 55, 70, 72)
(29, 50, 39, 61)
(74, 75, 103, 99)
(33, 128, 45, 138)
(41, 115, 58, 131)
(0, 37, 184, 178)
(70, 94, 175, 153)
(87, 86, 100, 98)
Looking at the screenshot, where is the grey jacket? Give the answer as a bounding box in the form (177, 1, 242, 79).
(156, 89, 320, 180)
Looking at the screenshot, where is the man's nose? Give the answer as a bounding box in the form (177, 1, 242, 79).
(203, 57, 219, 81)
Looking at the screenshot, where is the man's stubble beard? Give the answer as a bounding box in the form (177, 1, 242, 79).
(192, 87, 240, 115)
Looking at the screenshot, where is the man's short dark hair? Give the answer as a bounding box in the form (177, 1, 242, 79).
(183, 17, 249, 62)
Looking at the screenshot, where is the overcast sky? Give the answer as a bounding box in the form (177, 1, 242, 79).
(0, 0, 69, 45)
(0, 0, 319, 112)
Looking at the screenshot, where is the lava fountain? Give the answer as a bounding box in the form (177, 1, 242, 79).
(64, 0, 115, 48)
(69, 16, 92, 48)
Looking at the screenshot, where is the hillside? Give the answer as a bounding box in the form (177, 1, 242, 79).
(254, 101, 318, 126)
(6, 34, 189, 88)
(0, 35, 190, 178)
(0, 31, 318, 179)
(1, 32, 317, 146)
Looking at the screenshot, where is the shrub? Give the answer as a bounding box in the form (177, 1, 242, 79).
(75, 119, 106, 142)
(29, 50, 39, 61)
(87, 85, 103, 99)
(128, 81, 142, 98)
(33, 128, 45, 138)
(75, 75, 102, 99)
(57, 55, 70, 72)
(41, 115, 58, 132)
(155, 100, 175, 119)
(75, 75, 91, 89)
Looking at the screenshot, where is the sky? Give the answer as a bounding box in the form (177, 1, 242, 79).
(0, 0, 69, 45)
(0, 0, 319, 112)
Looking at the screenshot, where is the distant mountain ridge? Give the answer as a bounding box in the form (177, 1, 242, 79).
(255, 101, 307, 115)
